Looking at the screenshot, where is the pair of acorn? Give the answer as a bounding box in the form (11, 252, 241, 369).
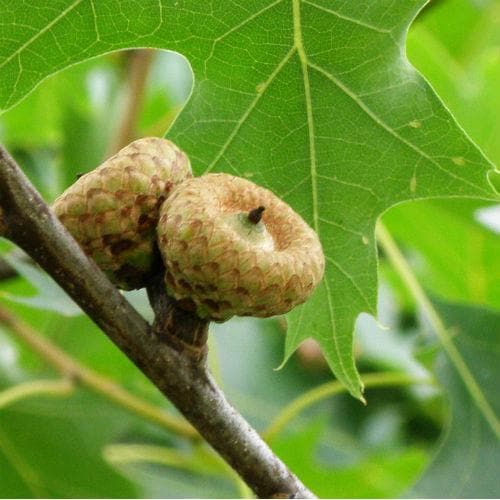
(53, 138, 324, 322)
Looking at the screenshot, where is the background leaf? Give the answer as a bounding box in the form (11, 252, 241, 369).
(273, 419, 427, 498)
(0, 390, 139, 498)
(0, 253, 82, 316)
(383, 199, 500, 309)
(409, 300, 500, 498)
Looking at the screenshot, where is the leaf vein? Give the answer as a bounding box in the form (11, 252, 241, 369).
(326, 256, 374, 313)
(318, 217, 364, 238)
(203, 0, 286, 77)
(307, 61, 492, 197)
(322, 278, 353, 389)
(204, 46, 296, 174)
(0, 0, 84, 71)
(316, 173, 378, 197)
(302, 0, 391, 34)
(293, 0, 319, 234)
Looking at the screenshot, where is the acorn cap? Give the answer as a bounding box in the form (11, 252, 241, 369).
(53, 137, 192, 289)
(157, 173, 325, 321)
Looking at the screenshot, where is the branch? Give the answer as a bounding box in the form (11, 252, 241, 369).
(0, 144, 315, 498)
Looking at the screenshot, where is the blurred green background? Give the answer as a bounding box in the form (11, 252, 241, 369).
(0, 0, 499, 497)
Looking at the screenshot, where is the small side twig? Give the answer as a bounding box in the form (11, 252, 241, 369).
(0, 304, 197, 439)
(0, 144, 315, 498)
(106, 49, 155, 157)
(0, 378, 74, 410)
(147, 275, 209, 362)
(263, 372, 433, 442)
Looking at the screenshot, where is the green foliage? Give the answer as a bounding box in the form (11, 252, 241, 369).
(0, 390, 138, 498)
(384, 199, 500, 308)
(1, 253, 81, 315)
(410, 301, 500, 498)
(0, 0, 497, 397)
(0, 0, 499, 498)
(273, 419, 427, 498)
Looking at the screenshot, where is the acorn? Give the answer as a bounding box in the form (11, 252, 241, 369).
(53, 137, 192, 289)
(156, 173, 324, 321)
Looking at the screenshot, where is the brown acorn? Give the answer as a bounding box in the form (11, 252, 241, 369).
(53, 137, 192, 289)
(156, 173, 325, 321)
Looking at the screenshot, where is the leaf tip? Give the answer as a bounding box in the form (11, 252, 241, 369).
(273, 360, 286, 372)
(275, 344, 294, 372)
(356, 380, 366, 404)
(343, 376, 365, 403)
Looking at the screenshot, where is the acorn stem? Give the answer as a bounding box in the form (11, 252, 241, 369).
(247, 206, 265, 224)
(147, 275, 209, 362)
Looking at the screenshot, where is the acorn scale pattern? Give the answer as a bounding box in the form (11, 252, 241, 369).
(157, 173, 325, 321)
(53, 137, 192, 290)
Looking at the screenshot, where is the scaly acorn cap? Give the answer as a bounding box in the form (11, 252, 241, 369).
(157, 173, 325, 321)
(53, 137, 192, 290)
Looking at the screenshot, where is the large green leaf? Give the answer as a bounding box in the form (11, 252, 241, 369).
(409, 301, 500, 498)
(0, 1, 497, 398)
